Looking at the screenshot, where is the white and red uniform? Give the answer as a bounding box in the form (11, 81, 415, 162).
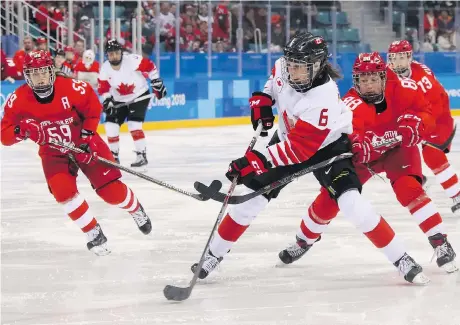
(260, 59, 353, 166)
(408, 61, 459, 200)
(97, 53, 158, 103)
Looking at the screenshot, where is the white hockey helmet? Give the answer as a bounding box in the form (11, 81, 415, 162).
(82, 49, 95, 68)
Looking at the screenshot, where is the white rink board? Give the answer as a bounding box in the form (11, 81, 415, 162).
(1, 119, 460, 325)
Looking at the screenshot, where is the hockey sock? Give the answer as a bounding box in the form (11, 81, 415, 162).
(127, 121, 146, 152)
(63, 193, 98, 233)
(97, 180, 141, 214)
(105, 122, 120, 153)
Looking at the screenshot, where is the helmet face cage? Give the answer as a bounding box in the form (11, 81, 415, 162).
(105, 39, 123, 66)
(281, 55, 323, 92)
(24, 65, 56, 98)
(83, 50, 95, 68)
(387, 51, 412, 77)
(352, 71, 386, 104)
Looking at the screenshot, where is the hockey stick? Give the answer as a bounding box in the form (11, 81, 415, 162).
(48, 139, 221, 201)
(111, 93, 155, 110)
(422, 124, 456, 151)
(163, 121, 264, 301)
(195, 152, 354, 204)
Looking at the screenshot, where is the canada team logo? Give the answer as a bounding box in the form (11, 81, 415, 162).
(275, 77, 284, 92)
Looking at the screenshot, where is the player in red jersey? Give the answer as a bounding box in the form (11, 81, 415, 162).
(1, 50, 152, 256)
(387, 40, 459, 214)
(74, 49, 100, 88)
(278, 52, 457, 274)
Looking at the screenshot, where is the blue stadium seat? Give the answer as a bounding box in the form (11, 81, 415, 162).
(341, 28, 360, 42)
(316, 11, 331, 25)
(325, 27, 334, 42)
(394, 1, 409, 12)
(337, 43, 356, 53)
(310, 28, 327, 39)
(115, 6, 125, 17)
(333, 12, 348, 25)
(356, 43, 371, 52)
(393, 10, 402, 26)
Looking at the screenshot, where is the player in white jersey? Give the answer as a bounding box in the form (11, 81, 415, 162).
(191, 32, 428, 284)
(97, 39, 167, 168)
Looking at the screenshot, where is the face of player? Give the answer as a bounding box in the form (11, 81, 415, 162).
(286, 60, 309, 84)
(108, 50, 122, 66)
(37, 43, 47, 51)
(23, 38, 34, 51)
(357, 73, 384, 99)
(29, 68, 51, 87)
(388, 52, 411, 77)
(65, 51, 75, 61)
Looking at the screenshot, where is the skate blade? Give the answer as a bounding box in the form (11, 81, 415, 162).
(441, 261, 459, 273)
(90, 243, 111, 256)
(411, 272, 431, 285)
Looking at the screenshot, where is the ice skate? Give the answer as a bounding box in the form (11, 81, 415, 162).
(451, 193, 460, 215)
(278, 236, 318, 264)
(86, 223, 111, 256)
(130, 204, 152, 235)
(191, 250, 223, 279)
(111, 151, 120, 164)
(131, 151, 148, 170)
(394, 253, 430, 285)
(429, 233, 458, 273)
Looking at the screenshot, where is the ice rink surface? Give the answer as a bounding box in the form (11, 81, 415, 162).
(2, 120, 460, 325)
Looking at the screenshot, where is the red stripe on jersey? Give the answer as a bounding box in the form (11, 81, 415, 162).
(276, 143, 289, 165)
(287, 120, 331, 162)
(268, 150, 279, 167)
(97, 79, 111, 95)
(136, 57, 156, 73)
(284, 141, 300, 164)
(271, 65, 276, 77)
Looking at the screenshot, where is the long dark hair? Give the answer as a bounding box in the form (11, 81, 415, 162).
(324, 61, 342, 80)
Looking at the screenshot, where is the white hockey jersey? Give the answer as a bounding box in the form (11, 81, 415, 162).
(97, 53, 159, 102)
(261, 58, 353, 167)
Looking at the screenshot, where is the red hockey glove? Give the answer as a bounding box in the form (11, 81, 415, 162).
(73, 130, 99, 165)
(226, 150, 271, 184)
(351, 134, 373, 164)
(151, 78, 167, 99)
(397, 114, 424, 147)
(250, 92, 275, 137)
(18, 119, 46, 145)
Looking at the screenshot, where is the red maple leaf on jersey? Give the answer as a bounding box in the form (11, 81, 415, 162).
(116, 82, 135, 95)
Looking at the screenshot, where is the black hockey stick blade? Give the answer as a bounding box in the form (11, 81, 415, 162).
(423, 124, 456, 151)
(193, 180, 222, 201)
(195, 153, 354, 204)
(163, 284, 192, 301)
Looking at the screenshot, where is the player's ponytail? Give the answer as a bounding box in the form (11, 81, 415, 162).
(324, 62, 342, 81)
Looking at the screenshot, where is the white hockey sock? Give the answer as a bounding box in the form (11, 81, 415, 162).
(105, 122, 120, 153)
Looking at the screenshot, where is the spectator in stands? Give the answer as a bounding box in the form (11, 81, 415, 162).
(183, 23, 201, 51)
(437, 9, 456, 50)
(158, 2, 175, 42)
(271, 23, 285, 49)
(34, 1, 64, 39)
(1, 49, 22, 82)
(36, 37, 49, 53)
(76, 15, 91, 46)
(424, 8, 438, 44)
(213, 1, 230, 41)
(181, 4, 199, 29)
(64, 45, 78, 68)
(198, 20, 210, 45)
(13, 36, 35, 73)
(74, 39, 85, 58)
(198, 3, 214, 24)
(53, 49, 73, 76)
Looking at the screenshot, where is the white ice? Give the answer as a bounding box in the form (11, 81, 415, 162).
(1, 120, 460, 325)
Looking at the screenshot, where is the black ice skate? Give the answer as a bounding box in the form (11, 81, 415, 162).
(451, 193, 460, 215)
(131, 151, 148, 168)
(86, 223, 111, 256)
(191, 250, 223, 279)
(278, 235, 319, 264)
(111, 151, 120, 164)
(130, 204, 152, 235)
(429, 233, 458, 273)
(394, 253, 430, 284)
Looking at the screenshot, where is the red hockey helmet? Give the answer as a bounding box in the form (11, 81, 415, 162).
(23, 50, 56, 98)
(352, 52, 387, 103)
(387, 40, 413, 77)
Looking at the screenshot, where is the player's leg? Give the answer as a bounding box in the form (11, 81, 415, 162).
(104, 105, 129, 163)
(279, 158, 429, 284)
(190, 131, 298, 279)
(80, 133, 152, 234)
(422, 117, 460, 214)
(126, 91, 150, 168)
(388, 146, 458, 273)
(42, 156, 110, 256)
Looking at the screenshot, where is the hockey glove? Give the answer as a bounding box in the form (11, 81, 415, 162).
(249, 92, 275, 137)
(151, 78, 167, 99)
(397, 114, 424, 147)
(103, 97, 115, 115)
(226, 150, 271, 184)
(17, 119, 46, 145)
(73, 130, 99, 165)
(351, 134, 372, 164)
